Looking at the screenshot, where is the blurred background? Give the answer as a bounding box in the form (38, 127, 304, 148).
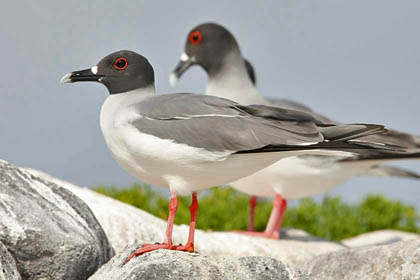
(1, 1, 419, 210)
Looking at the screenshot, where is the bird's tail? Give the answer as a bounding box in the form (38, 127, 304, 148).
(237, 124, 409, 155)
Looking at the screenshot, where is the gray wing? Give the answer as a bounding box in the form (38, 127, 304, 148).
(268, 98, 335, 125)
(131, 93, 323, 153)
(268, 98, 314, 112)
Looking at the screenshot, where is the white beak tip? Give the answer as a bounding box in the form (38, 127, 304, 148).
(60, 73, 72, 84)
(169, 73, 178, 87)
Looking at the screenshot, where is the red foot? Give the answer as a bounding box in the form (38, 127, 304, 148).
(170, 242, 194, 252)
(126, 243, 170, 262)
(125, 242, 195, 263)
(231, 230, 280, 239)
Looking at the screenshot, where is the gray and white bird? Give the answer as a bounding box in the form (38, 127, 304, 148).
(60, 50, 403, 259)
(171, 23, 420, 239)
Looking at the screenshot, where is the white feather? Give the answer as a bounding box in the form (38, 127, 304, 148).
(180, 52, 189, 62)
(91, 66, 98, 74)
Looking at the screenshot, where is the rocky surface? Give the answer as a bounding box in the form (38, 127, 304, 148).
(300, 237, 420, 280)
(342, 229, 420, 247)
(0, 241, 21, 280)
(0, 161, 114, 280)
(25, 168, 420, 279)
(26, 168, 346, 267)
(89, 247, 311, 280)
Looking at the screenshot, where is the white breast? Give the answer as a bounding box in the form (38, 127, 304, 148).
(100, 88, 167, 187)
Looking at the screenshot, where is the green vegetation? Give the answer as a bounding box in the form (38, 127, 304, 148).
(94, 184, 420, 241)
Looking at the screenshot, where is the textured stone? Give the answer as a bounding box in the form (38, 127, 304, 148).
(0, 241, 21, 280)
(342, 229, 420, 248)
(300, 238, 420, 280)
(89, 247, 311, 280)
(0, 161, 114, 280)
(26, 168, 346, 267)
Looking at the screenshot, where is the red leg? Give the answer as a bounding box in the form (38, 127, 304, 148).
(126, 192, 178, 262)
(164, 192, 178, 244)
(232, 194, 286, 239)
(248, 196, 257, 232)
(263, 194, 287, 239)
(230, 196, 258, 234)
(273, 198, 287, 235)
(126, 192, 200, 263)
(171, 192, 198, 252)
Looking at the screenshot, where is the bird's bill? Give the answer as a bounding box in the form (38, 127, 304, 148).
(169, 53, 194, 87)
(60, 68, 102, 84)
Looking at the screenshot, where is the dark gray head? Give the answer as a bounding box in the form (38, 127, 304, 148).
(170, 23, 256, 86)
(60, 50, 155, 94)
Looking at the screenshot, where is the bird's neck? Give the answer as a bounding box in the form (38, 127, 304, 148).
(101, 86, 155, 121)
(205, 52, 268, 105)
(106, 86, 155, 107)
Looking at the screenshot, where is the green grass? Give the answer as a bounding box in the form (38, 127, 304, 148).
(94, 184, 420, 241)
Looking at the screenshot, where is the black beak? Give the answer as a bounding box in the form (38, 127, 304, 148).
(169, 55, 194, 87)
(60, 68, 102, 84)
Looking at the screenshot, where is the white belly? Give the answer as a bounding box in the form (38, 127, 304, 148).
(230, 156, 380, 199)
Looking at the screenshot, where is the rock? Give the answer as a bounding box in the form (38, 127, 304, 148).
(25, 168, 168, 254)
(89, 247, 311, 280)
(184, 229, 344, 267)
(0, 241, 21, 280)
(0, 160, 114, 280)
(299, 238, 420, 280)
(26, 168, 345, 267)
(342, 229, 420, 247)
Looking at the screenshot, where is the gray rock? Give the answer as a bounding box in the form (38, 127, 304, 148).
(300, 238, 420, 280)
(0, 241, 21, 280)
(342, 229, 420, 248)
(0, 160, 114, 280)
(89, 246, 311, 280)
(26, 168, 346, 267)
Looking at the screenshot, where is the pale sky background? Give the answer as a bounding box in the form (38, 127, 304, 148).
(1, 1, 419, 208)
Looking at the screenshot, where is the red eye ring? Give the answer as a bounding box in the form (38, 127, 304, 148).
(113, 57, 128, 70)
(189, 30, 202, 45)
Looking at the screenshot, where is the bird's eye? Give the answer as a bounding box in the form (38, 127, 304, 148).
(113, 57, 128, 70)
(189, 30, 202, 45)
